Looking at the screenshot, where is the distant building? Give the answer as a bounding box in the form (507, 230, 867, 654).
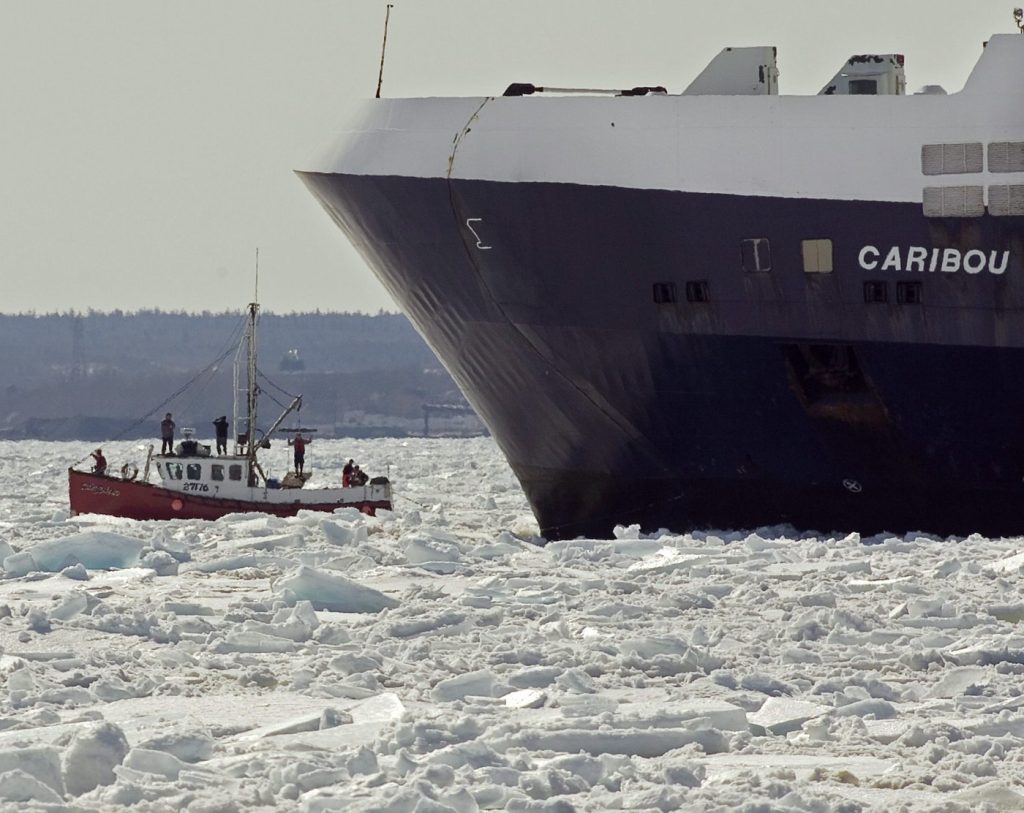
(279, 348, 305, 372)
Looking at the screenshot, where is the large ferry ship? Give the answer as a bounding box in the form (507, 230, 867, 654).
(299, 31, 1024, 539)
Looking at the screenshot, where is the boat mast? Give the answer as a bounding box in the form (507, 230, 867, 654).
(246, 249, 260, 481)
(230, 249, 300, 483)
(246, 300, 259, 473)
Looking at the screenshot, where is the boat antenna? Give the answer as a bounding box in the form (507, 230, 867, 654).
(376, 4, 394, 98)
(1015, 8, 1024, 32)
(254, 247, 259, 304)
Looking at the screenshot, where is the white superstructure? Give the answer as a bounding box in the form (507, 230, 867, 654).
(307, 35, 1024, 207)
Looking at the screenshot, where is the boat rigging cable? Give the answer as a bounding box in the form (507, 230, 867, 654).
(176, 316, 250, 419)
(256, 368, 301, 404)
(71, 312, 249, 468)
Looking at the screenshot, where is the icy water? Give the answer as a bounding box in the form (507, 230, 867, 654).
(2, 438, 1024, 811)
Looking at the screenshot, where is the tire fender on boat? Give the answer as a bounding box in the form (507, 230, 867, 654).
(121, 463, 139, 481)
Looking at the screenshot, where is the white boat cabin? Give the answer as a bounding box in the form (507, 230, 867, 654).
(150, 450, 390, 506)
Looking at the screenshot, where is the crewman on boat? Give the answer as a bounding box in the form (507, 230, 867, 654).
(351, 465, 368, 486)
(91, 448, 107, 476)
(343, 459, 354, 486)
(160, 413, 176, 454)
(213, 415, 229, 455)
(288, 432, 310, 474)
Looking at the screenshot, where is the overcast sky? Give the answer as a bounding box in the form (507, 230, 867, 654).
(0, 1, 1016, 315)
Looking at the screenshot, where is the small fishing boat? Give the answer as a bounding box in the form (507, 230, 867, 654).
(68, 299, 392, 520)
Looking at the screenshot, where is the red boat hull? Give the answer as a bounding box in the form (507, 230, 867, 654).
(68, 469, 390, 521)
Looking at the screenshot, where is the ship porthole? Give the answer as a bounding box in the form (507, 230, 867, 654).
(842, 479, 863, 493)
(171, 499, 184, 511)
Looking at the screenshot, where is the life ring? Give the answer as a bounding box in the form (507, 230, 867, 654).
(121, 463, 139, 481)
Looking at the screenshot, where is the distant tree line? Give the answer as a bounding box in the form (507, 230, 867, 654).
(0, 310, 438, 386)
(0, 311, 479, 440)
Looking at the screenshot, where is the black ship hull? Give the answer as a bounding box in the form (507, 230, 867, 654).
(300, 170, 1024, 539)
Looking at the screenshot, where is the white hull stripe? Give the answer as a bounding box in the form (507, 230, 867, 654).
(305, 36, 1024, 204)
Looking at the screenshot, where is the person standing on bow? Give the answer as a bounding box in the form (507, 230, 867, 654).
(160, 413, 176, 454)
(91, 448, 107, 476)
(288, 432, 310, 474)
(212, 415, 229, 455)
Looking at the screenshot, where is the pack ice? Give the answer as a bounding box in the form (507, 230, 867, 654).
(2, 437, 1024, 811)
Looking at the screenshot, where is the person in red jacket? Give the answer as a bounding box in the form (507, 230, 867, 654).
(91, 449, 107, 476)
(342, 458, 354, 487)
(288, 432, 310, 474)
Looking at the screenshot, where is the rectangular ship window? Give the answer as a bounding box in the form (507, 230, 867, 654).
(897, 281, 923, 304)
(165, 462, 183, 480)
(989, 185, 1024, 217)
(229, 465, 243, 481)
(863, 281, 888, 303)
(685, 280, 709, 303)
(801, 239, 833, 273)
(652, 282, 677, 304)
(741, 238, 772, 272)
(186, 463, 202, 480)
(211, 465, 224, 482)
(922, 186, 985, 218)
(849, 79, 878, 95)
(921, 143, 983, 175)
(988, 142, 1024, 173)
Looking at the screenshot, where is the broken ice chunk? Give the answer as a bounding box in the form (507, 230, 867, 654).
(273, 565, 398, 613)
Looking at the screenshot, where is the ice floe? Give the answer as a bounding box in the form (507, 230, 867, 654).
(1, 437, 1024, 811)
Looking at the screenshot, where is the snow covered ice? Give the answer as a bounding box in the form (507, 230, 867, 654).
(3, 439, 1024, 810)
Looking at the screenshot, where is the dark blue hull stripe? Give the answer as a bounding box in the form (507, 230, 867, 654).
(299, 171, 1024, 539)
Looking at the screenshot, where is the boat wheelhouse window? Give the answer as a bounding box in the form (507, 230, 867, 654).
(165, 462, 183, 480)
(155, 462, 163, 477)
(988, 142, 1024, 173)
(988, 185, 1024, 217)
(801, 239, 833, 273)
(186, 463, 202, 480)
(921, 143, 983, 175)
(652, 282, 677, 304)
(922, 186, 985, 218)
(848, 79, 877, 95)
(897, 281, 923, 305)
(741, 238, 771, 272)
(685, 280, 710, 303)
(211, 464, 225, 481)
(229, 464, 243, 481)
(863, 281, 887, 304)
